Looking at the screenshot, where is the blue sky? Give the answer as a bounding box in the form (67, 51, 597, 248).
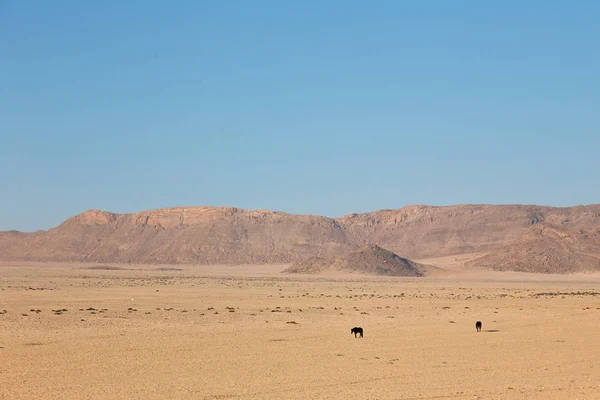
(1, 1, 599, 231)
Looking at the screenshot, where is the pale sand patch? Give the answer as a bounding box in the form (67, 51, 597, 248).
(1, 262, 599, 399)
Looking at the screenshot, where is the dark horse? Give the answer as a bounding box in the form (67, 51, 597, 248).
(351, 327, 363, 338)
(475, 321, 482, 332)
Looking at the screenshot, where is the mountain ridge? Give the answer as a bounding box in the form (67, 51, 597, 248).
(1, 204, 600, 273)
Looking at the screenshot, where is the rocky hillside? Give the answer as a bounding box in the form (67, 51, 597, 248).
(467, 223, 600, 273)
(283, 244, 424, 276)
(337, 204, 600, 259)
(0, 207, 353, 264)
(1, 204, 600, 273)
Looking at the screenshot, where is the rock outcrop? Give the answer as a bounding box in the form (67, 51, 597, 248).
(283, 244, 424, 276)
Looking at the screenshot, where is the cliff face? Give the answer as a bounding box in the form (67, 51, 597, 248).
(0, 207, 353, 264)
(336, 204, 600, 259)
(1, 204, 600, 273)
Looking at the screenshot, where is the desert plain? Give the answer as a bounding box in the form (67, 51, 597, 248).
(1, 257, 599, 400)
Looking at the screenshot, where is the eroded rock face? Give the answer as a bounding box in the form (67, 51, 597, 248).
(0, 206, 354, 265)
(68, 210, 118, 226)
(336, 204, 600, 259)
(467, 223, 600, 273)
(132, 207, 240, 229)
(1, 204, 600, 273)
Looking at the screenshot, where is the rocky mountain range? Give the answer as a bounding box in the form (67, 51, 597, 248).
(1, 204, 600, 273)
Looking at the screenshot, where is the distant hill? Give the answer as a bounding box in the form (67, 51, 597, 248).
(467, 223, 600, 273)
(0, 207, 353, 264)
(1, 204, 600, 273)
(337, 204, 600, 259)
(283, 244, 424, 276)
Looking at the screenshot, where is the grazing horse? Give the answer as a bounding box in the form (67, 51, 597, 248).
(475, 321, 482, 332)
(351, 327, 363, 338)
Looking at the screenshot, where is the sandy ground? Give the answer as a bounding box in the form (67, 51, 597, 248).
(1, 260, 600, 400)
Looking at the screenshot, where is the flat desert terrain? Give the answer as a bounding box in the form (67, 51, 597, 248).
(1, 260, 600, 400)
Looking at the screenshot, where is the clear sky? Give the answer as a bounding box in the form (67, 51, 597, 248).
(1, 1, 599, 231)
